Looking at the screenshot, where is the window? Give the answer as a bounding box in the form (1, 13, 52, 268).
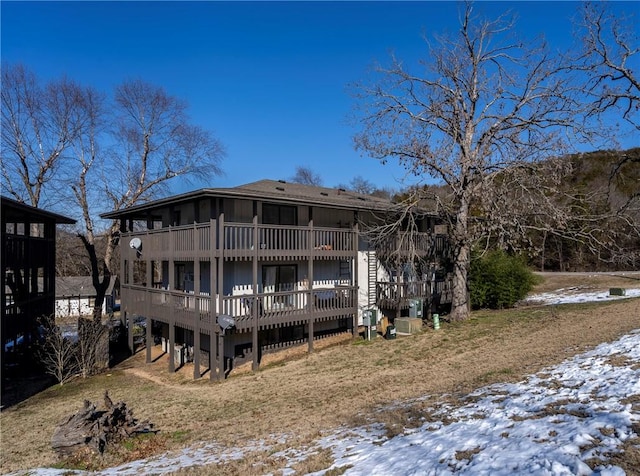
(175, 264, 186, 291)
(263, 265, 297, 307)
(263, 204, 297, 226)
(172, 210, 181, 226)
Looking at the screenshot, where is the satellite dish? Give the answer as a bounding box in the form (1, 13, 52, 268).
(217, 314, 235, 335)
(129, 237, 142, 250)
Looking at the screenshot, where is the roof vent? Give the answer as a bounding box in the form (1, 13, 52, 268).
(358, 196, 366, 201)
(276, 186, 285, 191)
(278, 180, 286, 183)
(320, 192, 329, 196)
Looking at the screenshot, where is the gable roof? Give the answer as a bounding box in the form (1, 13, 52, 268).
(101, 179, 407, 219)
(55, 276, 118, 298)
(1, 195, 76, 224)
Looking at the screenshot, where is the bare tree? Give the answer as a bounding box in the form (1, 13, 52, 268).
(335, 175, 396, 199)
(353, 3, 583, 320)
(290, 165, 323, 186)
(56, 229, 97, 277)
(336, 175, 375, 194)
(573, 2, 639, 130)
(2, 66, 226, 375)
(75, 317, 109, 378)
(37, 315, 78, 385)
(1, 64, 89, 207)
(72, 79, 224, 322)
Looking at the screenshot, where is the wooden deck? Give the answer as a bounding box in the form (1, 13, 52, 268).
(121, 285, 357, 334)
(376, 279, 453, 310)
(124, 221, 357, 261)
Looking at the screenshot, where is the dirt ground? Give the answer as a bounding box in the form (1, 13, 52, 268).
(1, 273, 639, 474)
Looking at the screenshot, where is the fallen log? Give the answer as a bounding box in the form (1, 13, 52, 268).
(51, 390, 156, 457)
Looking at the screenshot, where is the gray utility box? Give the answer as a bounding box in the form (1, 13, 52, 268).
(363, 309, 377, 328)
(363, 309, 377, 341)
(408, 298, 424, 319)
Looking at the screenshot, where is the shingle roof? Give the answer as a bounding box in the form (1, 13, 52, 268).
(55, 276, 118, 297)
(101, 179, 405, 219)
(234, 180, 395, 210)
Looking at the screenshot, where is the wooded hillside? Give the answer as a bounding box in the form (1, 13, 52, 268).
(531, 148, 639, 271)
(395, 147, 640, 273)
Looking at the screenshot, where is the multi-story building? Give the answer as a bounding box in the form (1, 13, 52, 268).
(102, 180, 451, 380)
(2, 196, 76, 371)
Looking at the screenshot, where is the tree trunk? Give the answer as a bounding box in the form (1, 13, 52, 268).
(78, 234, 110, 323)
(450, 241, 470, 321)
(450, 200, 471, 321)
(51, 391, 155, 457)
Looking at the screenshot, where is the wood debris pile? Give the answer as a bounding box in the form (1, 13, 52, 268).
(51, 390, 156, 457)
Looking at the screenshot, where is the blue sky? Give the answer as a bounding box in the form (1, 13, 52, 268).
(2, 1, 638, 196)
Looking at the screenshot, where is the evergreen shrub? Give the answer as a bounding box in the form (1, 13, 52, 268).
(470, 250, 539, 309)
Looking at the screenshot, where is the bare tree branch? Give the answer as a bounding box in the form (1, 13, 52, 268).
(290, 166, 323, 186)
(572, 2, 639, 130)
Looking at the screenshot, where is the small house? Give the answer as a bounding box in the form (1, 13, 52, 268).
(54, 276, 119, 318)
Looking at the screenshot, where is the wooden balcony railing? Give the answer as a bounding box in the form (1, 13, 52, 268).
(122, 222, 356, 261)
(376, 278, 453, 308)
(128, 223, 214, 260)
(121, 284, 357, 334)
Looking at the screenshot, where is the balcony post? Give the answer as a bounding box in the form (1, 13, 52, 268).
(127, 310, 134, 355)
(209, 330, 216, 381)
(352, 219, 359, 335)
(308, 214, 314, 354)
(217, 332, 225, 380)
(252, 206, 260, 371)
(193, 259, 201, 379)
(168, 318, 175, 373)
(168, 228, 175, 291)
(145, 315, 152, 364)
(145, 259, 152, 363)
(216, 206, 225, 378)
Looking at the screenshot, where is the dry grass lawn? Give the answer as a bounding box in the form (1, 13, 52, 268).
(1, 273, 639, 474)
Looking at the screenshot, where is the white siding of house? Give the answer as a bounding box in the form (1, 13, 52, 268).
(55, 297, 106, 318)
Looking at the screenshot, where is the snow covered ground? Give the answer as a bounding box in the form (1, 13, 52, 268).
(6, 289, 640, 476)
(524, 287, 640, 306)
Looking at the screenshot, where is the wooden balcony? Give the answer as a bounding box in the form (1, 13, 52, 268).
(376, 278, 452, 310)
(122, 222, 356, 262)
(121, 284, 357, 334)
